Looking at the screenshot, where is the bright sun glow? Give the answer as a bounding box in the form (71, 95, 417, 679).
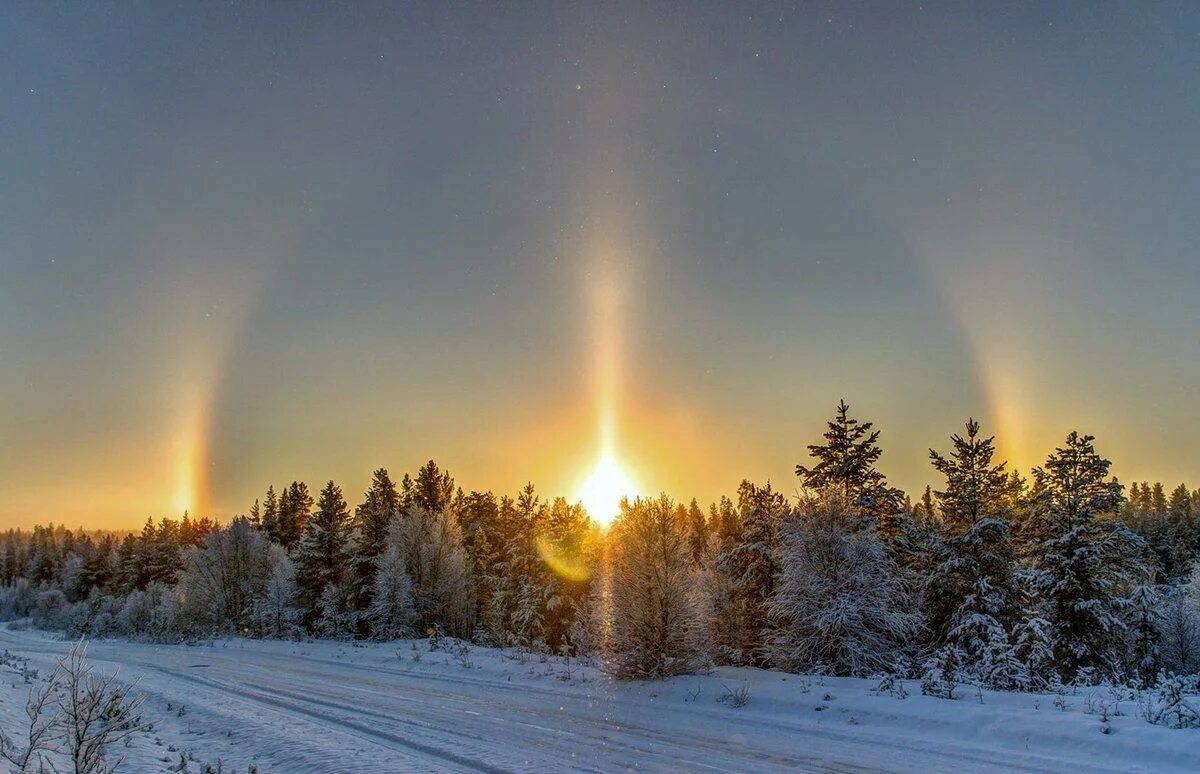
(576, 451, 639, 526)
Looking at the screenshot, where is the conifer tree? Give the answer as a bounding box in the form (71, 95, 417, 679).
(925, 419, 1019, 670)
(686, 499, 709, 566)
(406, 460, 456, 514)
(1032, 432, 1142, 681)
(262, 485, 279, 542)
(713, 480, 786, 666)
(276, 480, 314, 552)
(1125, 582, 1161, 687)
(796, 400, 903, 523)
(294, 481, 352, 630)
(351, 469, 400, 621)
(457, 490, 504, 640)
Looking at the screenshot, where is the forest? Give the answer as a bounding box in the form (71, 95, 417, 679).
(2, 401, 1199, 711)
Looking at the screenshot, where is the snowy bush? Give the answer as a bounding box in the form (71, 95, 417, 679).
(1139, 674, 1200, 729)
(0, 579, 37, 621)
(0, 641, 150, 773)
(768, 490, 919, 676)
(31, 588, 70, 630)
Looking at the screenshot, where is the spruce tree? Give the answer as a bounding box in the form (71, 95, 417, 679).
(262, 485, 279, 542)
(686, 499, 709, 566)
(277, 481, 313, 552)
(1032, 432, 1143, 681)
(406, 460, 455, 514)
(351, 468, 401, 622)
(925, 418, 1019, 671)
(714, 480, 786, 666)
(796, 400, 903, 523)
(294, 481, 352, 630)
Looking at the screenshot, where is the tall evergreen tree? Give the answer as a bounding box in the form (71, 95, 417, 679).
(351, 468, 400, 621)
(294, 481, 352, 630)
(405, 460, 456, 514)
(713, 480, 787, 666)
(796, 400, 903, 523)
(277, 481, 313, 552)
(1032, 432, 1143, 681)
(925, 419, 1022, 687)
(262, 485, 279, 542)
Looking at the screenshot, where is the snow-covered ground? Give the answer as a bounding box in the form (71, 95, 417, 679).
(1, 624, 1196, 773)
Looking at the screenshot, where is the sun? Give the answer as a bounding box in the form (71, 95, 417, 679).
(575, 451, 639, 526)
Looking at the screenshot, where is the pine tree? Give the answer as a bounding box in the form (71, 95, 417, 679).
(406, 460, 456, 514)
(457, 490, 505, 641)
(713, 480, 786, 666)
(262, 485, 279, 542)
(1032, 432, 1143, 681)
(796, 400, 903, 524)
(925, 418, 1019, 680)
(1167, 484, 1196, 579)
(686, 499, 709, 566)
(294, 481, 352, 630)
(276, 481, 313, 552)
(506, 483, 550, 649)
(1125, 582, 1161, 687)
(351, 469, 401, 623)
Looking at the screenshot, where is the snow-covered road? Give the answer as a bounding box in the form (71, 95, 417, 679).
(0, 626, 1193, 772)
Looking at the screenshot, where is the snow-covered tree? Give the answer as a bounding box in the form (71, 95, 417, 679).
(607, 495, 709, 679)
(386, 502, 471, 637)
(368, 540, 417, 640)
(249, 550, 299, 638)
(1031, 432, 1143, 681)
(1158, 565, 1200, 675)
(1125, 582, 1162, 686)
(316, 581, 357, 639)
(768, 489, 918, 676)
(925, 419, 1021, 687)
(178, 517, 282, 635)
(712, 480, 787, 666)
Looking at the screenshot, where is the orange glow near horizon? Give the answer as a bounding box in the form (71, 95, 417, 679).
(572, 253, 642, 526)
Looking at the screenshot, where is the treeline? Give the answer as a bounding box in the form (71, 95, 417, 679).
(3, 401, 1200, 700)
(1, 463, 597, 656)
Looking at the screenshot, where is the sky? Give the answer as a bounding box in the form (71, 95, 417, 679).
(2, 2, 1199, 529)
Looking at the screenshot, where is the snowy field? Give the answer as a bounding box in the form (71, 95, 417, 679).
(1, 624, 1197, 773)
